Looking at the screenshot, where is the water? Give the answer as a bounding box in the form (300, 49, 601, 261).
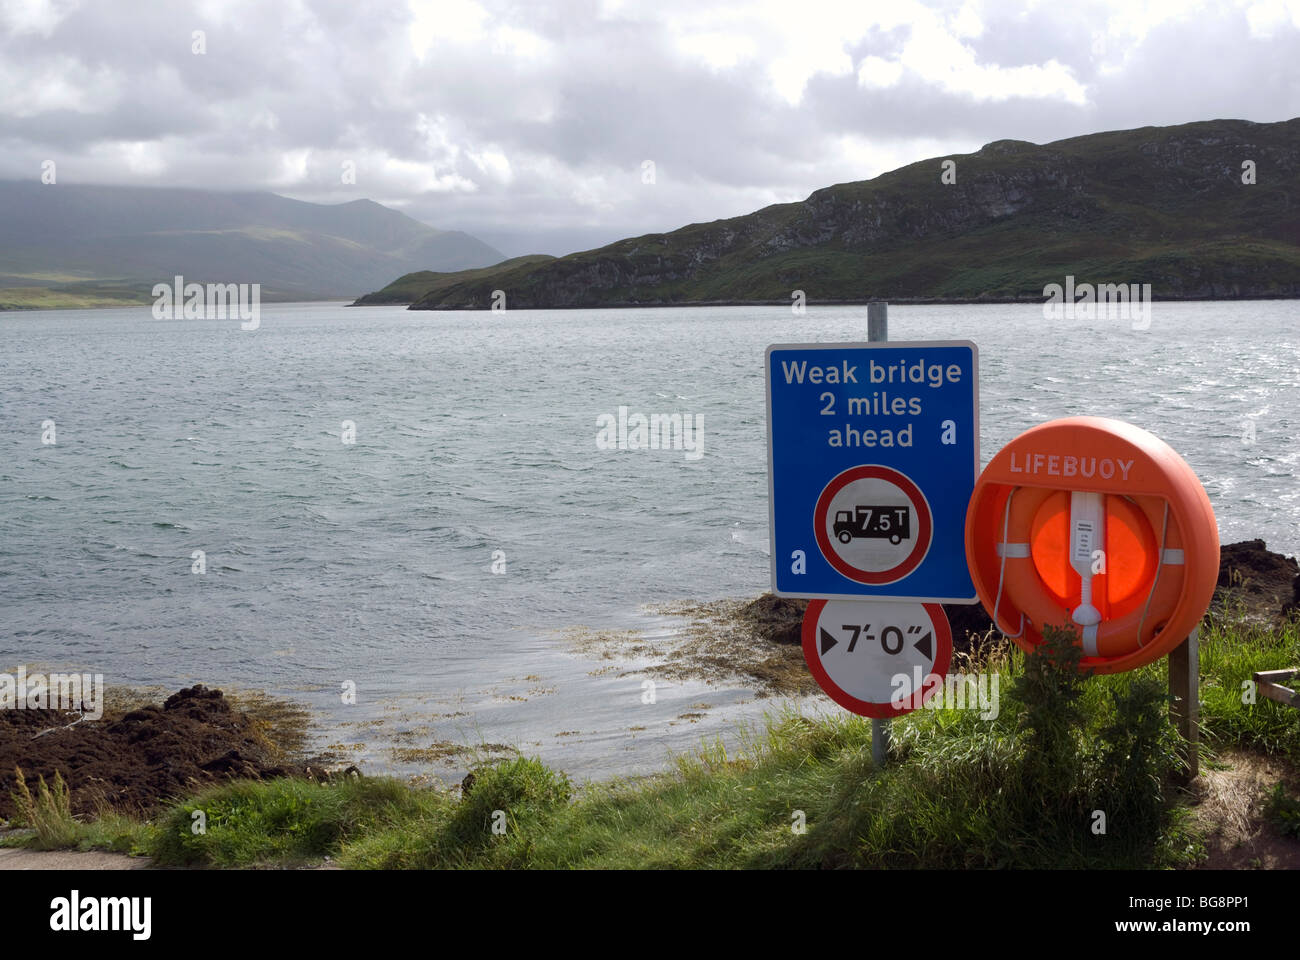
(2, 300, 1297, 780)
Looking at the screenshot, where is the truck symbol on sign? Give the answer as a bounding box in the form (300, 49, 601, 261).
(834, 505, 910, 546)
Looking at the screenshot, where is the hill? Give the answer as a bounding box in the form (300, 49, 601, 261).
(0, 182, 505, 308)
(369, 118, 1300, 310)
(351, 255, 556, 305)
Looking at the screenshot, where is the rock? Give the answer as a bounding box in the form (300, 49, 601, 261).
(0, 686, 310, 819)
(735, 594, 806, 645)
(943, 602, 995, 648)
(1214, 539, 1299, 621)
(200, 750, 262, 777)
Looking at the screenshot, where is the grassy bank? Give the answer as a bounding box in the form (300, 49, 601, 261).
(7, 608, 1299, 869)
(0, 284, 153, 311)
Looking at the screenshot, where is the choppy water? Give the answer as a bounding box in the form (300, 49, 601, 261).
(1, 300, 1297, 781)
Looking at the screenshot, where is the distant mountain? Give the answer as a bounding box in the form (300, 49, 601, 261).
(0, 182, 505, 308)
(367, 117, 1299, 310)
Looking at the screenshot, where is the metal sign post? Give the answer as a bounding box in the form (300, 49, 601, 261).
(1168, 629, 1200, 779)
(867, 299, 888, 342)
(868, 301, 891, 766)
(767, 300, 979, 770)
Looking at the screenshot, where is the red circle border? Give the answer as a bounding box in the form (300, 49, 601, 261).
(801, 600, 953, 719)
(813, 465, 933, 585)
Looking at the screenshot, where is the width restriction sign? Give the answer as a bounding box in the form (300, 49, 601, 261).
(802, 599, 952, 718)
(766, 341, 979, 602)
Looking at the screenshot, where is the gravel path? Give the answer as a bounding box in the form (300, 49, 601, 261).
(0, 848, 152, 870)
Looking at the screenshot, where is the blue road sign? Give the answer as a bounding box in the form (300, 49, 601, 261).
(765, 340, 979, 602)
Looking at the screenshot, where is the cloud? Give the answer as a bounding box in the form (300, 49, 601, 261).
(0, 0, 1296, 256)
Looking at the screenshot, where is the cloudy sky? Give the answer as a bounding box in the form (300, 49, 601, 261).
(2, 0, 1298, 256)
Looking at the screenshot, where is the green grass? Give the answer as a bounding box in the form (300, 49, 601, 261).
(18, 612, 1300, 869)
(1200, 601, 1300, 761)
(1265, 783, 1300, 838)
(9, 768, 77, 849)
(153, 776, 446, 868)
(0, 285, 153, 310)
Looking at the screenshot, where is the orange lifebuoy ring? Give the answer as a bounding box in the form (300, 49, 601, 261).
(965, 417, 1218, 674)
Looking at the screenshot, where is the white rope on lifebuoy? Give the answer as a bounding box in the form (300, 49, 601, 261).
(992, 487, 1025, 639)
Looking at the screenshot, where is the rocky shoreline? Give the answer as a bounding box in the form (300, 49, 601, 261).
(391, 293, 1300, 310)
(3, 539, 1295, 820)
(0, 685, 320, 819)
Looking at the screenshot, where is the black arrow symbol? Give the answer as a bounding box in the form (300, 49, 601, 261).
(913, 630, 932, 661)
(820, 627, 838, 656)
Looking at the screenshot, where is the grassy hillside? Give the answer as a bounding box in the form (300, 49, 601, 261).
(362, 118, 1300, 310)
(351, 255, 556, 305)
(0, 281, 154, 310)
